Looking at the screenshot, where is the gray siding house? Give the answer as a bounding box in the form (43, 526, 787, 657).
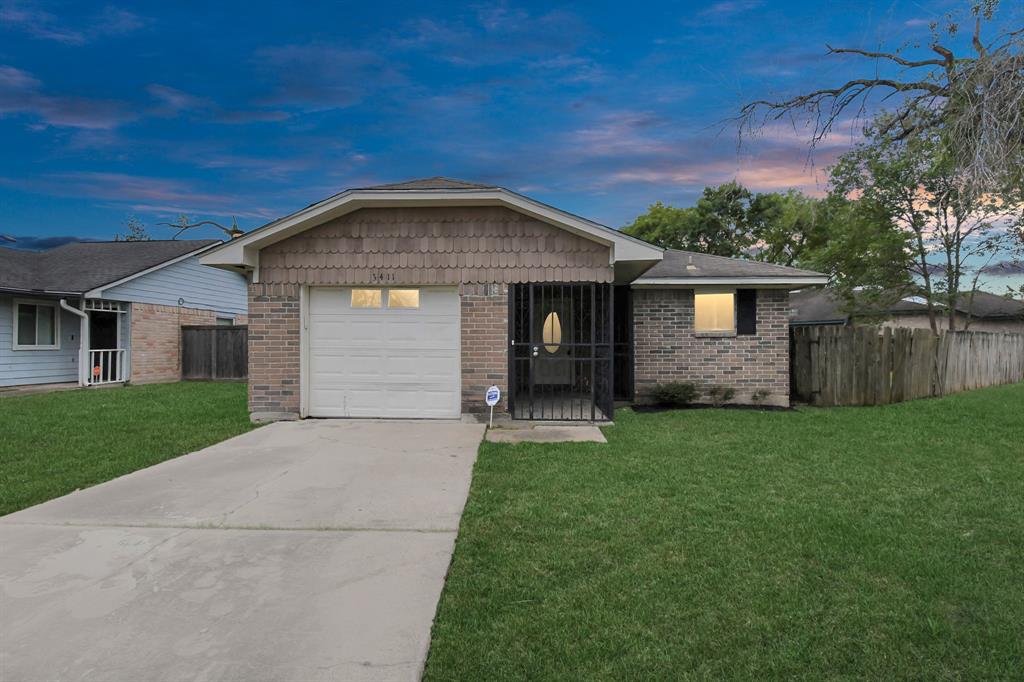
(1, 241, 247, 389)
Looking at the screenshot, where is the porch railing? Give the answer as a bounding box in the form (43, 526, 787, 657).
(88, 349, 126, 385)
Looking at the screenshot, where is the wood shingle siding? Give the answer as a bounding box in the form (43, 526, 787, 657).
(259, 206, 613, 285)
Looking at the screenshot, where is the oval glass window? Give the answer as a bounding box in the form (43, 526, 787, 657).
(542, 312, 562, 353)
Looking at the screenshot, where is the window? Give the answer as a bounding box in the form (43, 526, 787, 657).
(216, 317, 234, 326)
(694, 292, 735, 333)
(13, 300, 60, 350)
(351, 289, 382, 308)
(387, 289, 420, 309)
(736, 289, 757, 335)
(542, 311, 562, 353)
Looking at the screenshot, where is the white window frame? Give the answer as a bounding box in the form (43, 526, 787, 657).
(693, 289, 737, 335)
(12, 298, 61, 351)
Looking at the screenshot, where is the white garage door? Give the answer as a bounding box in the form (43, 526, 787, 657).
(307, 287, 461, 418)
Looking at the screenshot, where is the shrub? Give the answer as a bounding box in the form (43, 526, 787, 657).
(707, 385, 736, 407)
(751, 389, 771, 404)
(649, 382, 699, 408)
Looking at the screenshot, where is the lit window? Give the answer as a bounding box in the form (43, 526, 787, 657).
(542, 311, 562, 353)
(694, 292, 735, 332)
(388, 289, 420, 309)
(351, 289, 382, 308)
(13, 300, 60, 350)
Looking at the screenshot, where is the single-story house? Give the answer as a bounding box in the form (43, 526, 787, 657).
(200, 177, 827, 421)
(1, 240, 247, 389)
(790, 288, 1024, 334)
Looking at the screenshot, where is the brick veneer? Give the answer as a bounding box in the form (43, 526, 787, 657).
(633, 289, 790, 406)
(460, 283, 508, 414)
(128, 303, 246, 384)
(247, 283, 301, 417)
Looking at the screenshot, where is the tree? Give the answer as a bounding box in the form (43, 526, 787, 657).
(829, 113, 1022, 332)
(747, 190, 831, 266)
(158, 214, 244, 239)
(739, 1, 1024, 195)
(622, 182, 758, 257)
(114, 215, 151, 241)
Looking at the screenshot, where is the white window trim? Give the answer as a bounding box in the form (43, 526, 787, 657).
(12, 298, 61, 351)
(694, 289, 737, 335)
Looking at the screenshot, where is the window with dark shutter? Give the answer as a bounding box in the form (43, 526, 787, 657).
(737, 289, 757, 335)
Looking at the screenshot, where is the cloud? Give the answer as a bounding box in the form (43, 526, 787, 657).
(253, 45, 405, 111)
(146, 84, 207, 115)
(699, 1, 763, 17)
(391, 5, 589, 66)
(0, 65, 135, 129)
(0, 1, 148, 45)
(1, 235, 98, 250)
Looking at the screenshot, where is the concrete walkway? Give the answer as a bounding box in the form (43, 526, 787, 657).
(0, 420, 485, 682)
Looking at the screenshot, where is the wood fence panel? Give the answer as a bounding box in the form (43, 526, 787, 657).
(181, 325, 248, 380)
(790, 326, 1024, 406)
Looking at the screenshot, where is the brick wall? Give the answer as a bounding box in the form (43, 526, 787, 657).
(633, 289, 790, 406)
(248, 283, 301, 417)
(128, 303, 246, 384)
(460, 283, 508, 413)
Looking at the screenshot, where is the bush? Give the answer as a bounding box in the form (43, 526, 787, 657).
(707, 385, 736, 407)
(751, 389, 771, 404)
(649, 382, 699, 408)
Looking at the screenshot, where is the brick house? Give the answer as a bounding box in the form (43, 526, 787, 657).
(1, 240, 247, 389)
(200, 178, 826, 421)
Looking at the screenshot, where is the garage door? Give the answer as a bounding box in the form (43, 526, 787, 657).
(307, 287, 461, 418)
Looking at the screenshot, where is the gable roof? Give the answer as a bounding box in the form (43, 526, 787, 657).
(200, 178, 665, 271)
(632, 249, 827, 287)
(0, 240, 220, 296)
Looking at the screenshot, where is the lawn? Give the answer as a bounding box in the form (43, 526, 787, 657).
(426, 383, 1024, 680)
(0, 382, 253, 516)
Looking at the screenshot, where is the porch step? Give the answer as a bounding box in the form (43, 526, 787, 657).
(484, 424, 607, 444)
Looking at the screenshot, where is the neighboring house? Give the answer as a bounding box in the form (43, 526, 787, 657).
(201, 178, 826, 421)
(790, 288, 1024, 333)
(1, 240, 247, 389)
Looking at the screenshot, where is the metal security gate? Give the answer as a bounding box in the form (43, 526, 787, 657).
(508, 283, 614, 421)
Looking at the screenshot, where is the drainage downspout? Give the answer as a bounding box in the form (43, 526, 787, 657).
(60, 298, 88, 387)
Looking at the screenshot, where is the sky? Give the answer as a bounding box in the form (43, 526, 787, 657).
(1, 0, 1021, 291)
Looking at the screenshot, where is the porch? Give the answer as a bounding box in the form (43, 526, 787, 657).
(81, 299, 130, 386)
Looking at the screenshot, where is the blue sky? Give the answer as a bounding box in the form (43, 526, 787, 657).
(1, 0, 1021, 289)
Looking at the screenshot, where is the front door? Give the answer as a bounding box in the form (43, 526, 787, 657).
(509, 283, 614, 421)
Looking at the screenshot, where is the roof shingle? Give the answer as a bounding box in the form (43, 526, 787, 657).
(638, 249, 824, 280)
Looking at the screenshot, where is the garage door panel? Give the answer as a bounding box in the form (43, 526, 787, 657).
(307, 287, 461, 418)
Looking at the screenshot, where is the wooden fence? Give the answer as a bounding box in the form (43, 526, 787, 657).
(790, 325, 1024, 406)
(181, 325, 248, 380)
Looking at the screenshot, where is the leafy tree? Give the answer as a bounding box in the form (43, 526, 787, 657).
(748, 190, 831, 266)
(828, 113, 1022, 332)
(114, 215, 151, 241)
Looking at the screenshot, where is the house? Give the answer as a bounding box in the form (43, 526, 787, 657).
(200, 178, 827, 421)
(1, 240, 247, 389)
(790, 288, 1024, 333)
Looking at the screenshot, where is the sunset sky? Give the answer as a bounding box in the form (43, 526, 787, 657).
(1, 0, 1021, 289)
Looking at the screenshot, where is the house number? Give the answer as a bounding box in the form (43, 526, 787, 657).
(369, 272, 396, 283)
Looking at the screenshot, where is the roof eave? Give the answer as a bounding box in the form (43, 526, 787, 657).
(199, 188, 664, 270)
(632, 276, 829, 289)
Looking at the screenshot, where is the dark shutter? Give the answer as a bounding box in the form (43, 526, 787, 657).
(737, 289, 757, 335)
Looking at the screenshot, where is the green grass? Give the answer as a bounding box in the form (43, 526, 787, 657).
(0, 382, 254, 516)
(426, 383, 1024, 681)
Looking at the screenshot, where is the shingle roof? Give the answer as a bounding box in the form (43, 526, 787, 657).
(789, 288, 1023, 323)
(638, 249, 825, 280)
(0, 240, 219, 295)
(357, 177, 499, 191)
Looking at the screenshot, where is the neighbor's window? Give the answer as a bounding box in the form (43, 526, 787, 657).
(351, 289, 382, 308)
(694, 292, 735, 333)
(14, 300, 60, 350)
(387, 289, 420, 309)
(542, 311, 562, 353)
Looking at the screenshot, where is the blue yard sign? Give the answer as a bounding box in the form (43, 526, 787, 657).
(485, 385, 501, 428)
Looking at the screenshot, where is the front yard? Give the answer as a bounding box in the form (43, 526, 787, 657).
(0, 382, 253, 516)
(427, 383, 1024, 680)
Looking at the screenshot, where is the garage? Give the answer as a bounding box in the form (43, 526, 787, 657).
(306, 286, 461, 418)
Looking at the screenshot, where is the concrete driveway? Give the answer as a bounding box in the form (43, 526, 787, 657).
(0, 419, 485, 682)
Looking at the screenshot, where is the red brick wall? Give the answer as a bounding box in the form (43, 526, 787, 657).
(460, 283, 508, 414)
(247, 283, 301, 416)
(633, 289, 790, 406)
(128, 303, 246, 384)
